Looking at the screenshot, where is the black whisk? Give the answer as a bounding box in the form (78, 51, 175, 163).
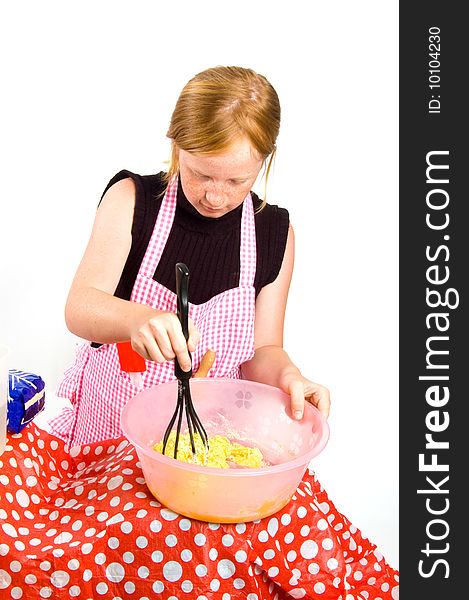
(162, 263, 209, 461)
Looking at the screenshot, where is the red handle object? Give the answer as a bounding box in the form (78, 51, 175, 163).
(116, 341, 146, 373)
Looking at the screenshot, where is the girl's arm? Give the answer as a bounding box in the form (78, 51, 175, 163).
(64, 178, 197, 371)
(240, 225, 330, 419)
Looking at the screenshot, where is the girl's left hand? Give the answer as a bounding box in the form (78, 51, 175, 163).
(281, 375, 330, 420)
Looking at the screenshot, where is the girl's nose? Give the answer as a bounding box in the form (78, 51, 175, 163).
(205, 185, 226, 207)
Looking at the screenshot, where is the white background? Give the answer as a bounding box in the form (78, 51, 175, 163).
(1, 1, 398, 568)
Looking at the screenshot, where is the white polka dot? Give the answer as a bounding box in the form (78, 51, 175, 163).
(136, 509, 147, 518)
(289, 590, 306, 599)
(96, 582, 108, 595)
(209, 548, 218, 561)
(150, 520, 162, 533)
(136, 536, 148, 548)
(106, 514, 124, 526)
(217, 559, 235, 579)
(39, 561, 51, 572)
(120, 521, 133, 534)
(82, 569, 92, 582)
(161, 508, 178, 521)
(257, 530, 268, 542)
(51, 571, 70, 588)
(317, 518, 328, 531)
(163, 561, 183, 582)
(287, 550, 297, 562)
(123, 552, 134, 564)
(392, 585, 399, 599)
(263, 549, 275, 560)
(107, 476, 123, 490)
(266, 517, 278, 538)
(246, 594, 259, 600)
(233, 578, 245, 589)
(300, 539, 319, 559)
(281, 513, 291, 525)
(0, 570, 12, 589)
(327, 557, 339, 570)
(210, 579, 220, 591)
(235, 550, 247, 563)
(195, 564, 207, 577)
(105, 562, 125, 583)
(69, 586, 81, 597)
(194, 533, 206, 546)
(297, 506, 307, 518)
(313, 582, 326, 594)
(81, 543, 93, 555)
(284, 532, 294, 544)
(2, 524, 17, 538)
(15, 490, 30, 508)
(94, 553, 106, 565)
(10, 561, 21, 573)
(11, 587, 23, 599)
(308, 562, 320, 575)
(124, 581, 135, 593)
(97, 511, 109, 522)
(235, 523, 246, 533)
(67, 559, 80, 571)
(110, 496, 120, 507)
(54, 532, 73, 544)
(71, 520, 82, 531)
(319, 502, 330, 513)
(152, 581, 164, 593)
(151, 551, 163, 563)
(179, 519, 191, 531)
(181, 580, 193, 593)
(165, 534, 177, 547)
(25, 574, 37, 584)
(181, 549, 192, 562)
(84, 528, 96, 538)
(322, 538, 333, 550)
(107, 537, 119, 549)
(222, 534, 234, 547)
(138, 566, 150, 579)
(39, 587, 52, 598)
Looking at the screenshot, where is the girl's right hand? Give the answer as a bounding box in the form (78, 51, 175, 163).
(130, 309, 200, 372)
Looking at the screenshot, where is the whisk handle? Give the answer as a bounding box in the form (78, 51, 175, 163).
(175, 262, 192, 380)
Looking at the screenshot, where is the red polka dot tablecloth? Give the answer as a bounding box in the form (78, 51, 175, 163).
(0, 425, 399, 599)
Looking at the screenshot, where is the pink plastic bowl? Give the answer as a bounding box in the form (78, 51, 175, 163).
(121, 378, 329, 523)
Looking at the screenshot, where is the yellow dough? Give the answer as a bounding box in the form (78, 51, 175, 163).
(153, 431, 264, 468)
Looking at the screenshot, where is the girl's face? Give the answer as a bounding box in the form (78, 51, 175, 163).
(178, 137, 264, 218)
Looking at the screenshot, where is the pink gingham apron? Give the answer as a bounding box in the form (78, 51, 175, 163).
(49, 177, 257, 446)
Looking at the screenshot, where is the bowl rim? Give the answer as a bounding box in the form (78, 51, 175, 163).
(120, 378, 330, 477)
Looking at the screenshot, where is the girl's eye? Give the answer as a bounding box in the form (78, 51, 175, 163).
(229, 179, 246, 186)
(193, 172, 209, 181)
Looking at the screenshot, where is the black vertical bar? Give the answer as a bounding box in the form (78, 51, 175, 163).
(400, 2, 465, 597)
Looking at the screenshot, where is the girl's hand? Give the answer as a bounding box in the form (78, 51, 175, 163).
(280, 373, 331, 420)
(130, 309, 200, 372)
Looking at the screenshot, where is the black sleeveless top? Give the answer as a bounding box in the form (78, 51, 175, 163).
(102, 170, 289, 305)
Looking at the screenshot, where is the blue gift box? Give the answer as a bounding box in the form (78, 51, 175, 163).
(8, 370, 45, 433)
